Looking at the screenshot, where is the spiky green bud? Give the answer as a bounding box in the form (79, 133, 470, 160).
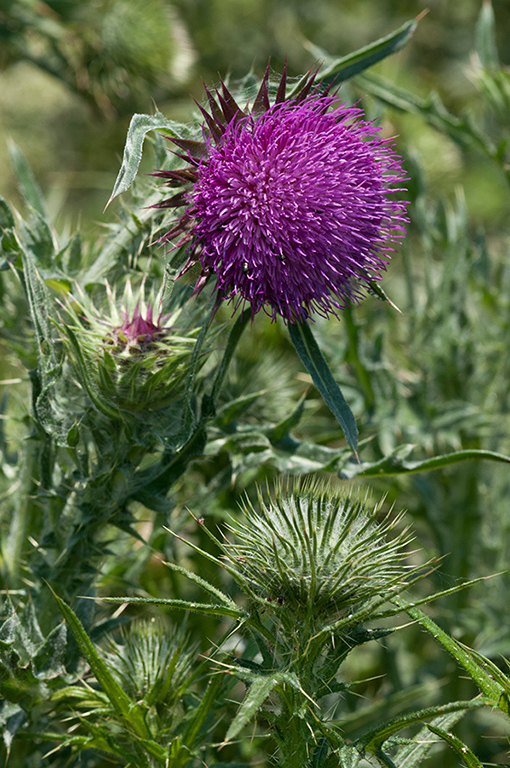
(61, 280, 200, 417)
(220, 478, 413, 622)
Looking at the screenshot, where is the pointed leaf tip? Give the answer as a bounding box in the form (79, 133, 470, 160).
(108, 113, 191, 204)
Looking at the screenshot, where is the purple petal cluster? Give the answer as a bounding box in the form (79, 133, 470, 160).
(113, 302, 168, 353)
(158, 67, 408, 323)
(188, 97, 407, 321)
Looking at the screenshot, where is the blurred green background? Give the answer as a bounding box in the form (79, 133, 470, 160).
(0, 0, 508, 230)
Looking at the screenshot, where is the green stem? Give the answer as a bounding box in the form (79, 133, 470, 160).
(202, 310, 251, 418)
(2, 431, 41, 582)
(276, 707, 313, 767)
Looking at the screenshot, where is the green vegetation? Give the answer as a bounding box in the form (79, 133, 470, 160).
(0, 2, 509, 766)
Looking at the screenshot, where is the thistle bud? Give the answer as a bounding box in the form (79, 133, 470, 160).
(220, 478, 413, 624)
(61, 280, 201, 432)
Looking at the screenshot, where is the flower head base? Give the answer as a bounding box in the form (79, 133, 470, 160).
(158, 66, 408, 322)
(219, 478, 414, 622)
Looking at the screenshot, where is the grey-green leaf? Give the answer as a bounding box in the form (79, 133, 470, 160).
(341, 446, 510, 478)
(427, 723, 484, 768)
(475, 0, 499, 68)
(288, 320, 358, 454)
(100, 595, 245, 619)
(393, 711, 466, 767)
(51, 590, 150, 739)
(107, 112, 190, 206)
(362, 699, 487, 755)
(0, 196, 15, 230)
(392, 597, 507, 713)
(8, 141, 48, 219)
(224, 675, 281, 743)
(303, 16, 420, 87)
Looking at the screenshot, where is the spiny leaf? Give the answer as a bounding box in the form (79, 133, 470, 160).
(341, 446, 510, 478)
(8, 140, 48, 219)
(337, 745, 363, 768)
(223, 671, 304, 744)
(0, 196, 15, 230)
(306, 15, 423, 87)
(393, 711, 467, 768)
(427, 723, 484, 768)
(163, 559, 239, 609)
(224, 675, 280, 743)
(361, 699, 488, 754)
(51, 589, 151, 739)
(181, 675, 224, 746)
(475, 0, 499, 68)
(100, 595, 246, 619)
(392, 596, 508, 714)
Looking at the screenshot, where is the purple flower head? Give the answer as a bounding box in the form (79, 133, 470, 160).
(157, 67, 408, 322)
(113, 301, 168, 353)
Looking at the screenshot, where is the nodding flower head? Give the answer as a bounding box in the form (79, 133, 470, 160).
(157, 65, 408, 323)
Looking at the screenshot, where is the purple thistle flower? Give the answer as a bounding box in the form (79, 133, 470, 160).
(157, 67, 408, 322)
(113, 301, 168, 353)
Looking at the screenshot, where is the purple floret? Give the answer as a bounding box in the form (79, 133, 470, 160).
(156, 66, 408, 323)
(187, 96, 407, 321)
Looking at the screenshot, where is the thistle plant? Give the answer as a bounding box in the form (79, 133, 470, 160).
(1, 4, 510, 767)
(102, 478, 507, 767)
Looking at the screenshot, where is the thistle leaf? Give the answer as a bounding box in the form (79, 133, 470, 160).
(307, 16, 421, 87)
(223, 672, 301, 744)
(8, 140, 48, 219)
(393, 711, 467, 767)
(100, 595, 245, 619)
(475, 0, 499, 68)
(106, 112, 191, 206)
(337, 746, 363, 768)
(288, 320, 358, 453)
(392, 597, 509, 714)
(361, 699, 488, 755)
(427, 723, 484, 768)
(341, 446, 510, 478)
(51, 590, 151, 739)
